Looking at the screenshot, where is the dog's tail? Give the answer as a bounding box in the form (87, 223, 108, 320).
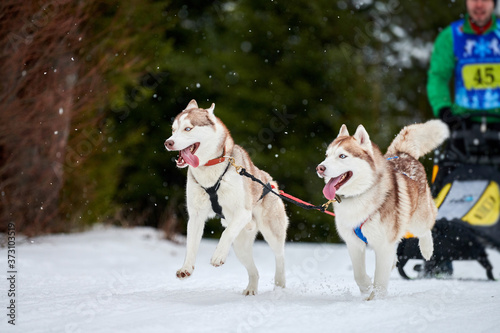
(387, 119, 449, 160)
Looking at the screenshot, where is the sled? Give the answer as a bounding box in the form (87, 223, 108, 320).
(397, 112, 500, 280)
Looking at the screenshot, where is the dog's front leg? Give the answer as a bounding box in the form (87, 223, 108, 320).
(211, 209, 252, 267)
(176, 212, 206, 279)
(346, 240, 372, 295)
(368, 244, 395, 300)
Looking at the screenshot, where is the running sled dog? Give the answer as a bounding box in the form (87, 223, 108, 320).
(316, 120, 449, 300)
(164, 99, 288, 295)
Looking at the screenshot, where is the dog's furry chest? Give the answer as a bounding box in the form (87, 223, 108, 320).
(188, 164, 230, 188)
(333, 199, 375, 230)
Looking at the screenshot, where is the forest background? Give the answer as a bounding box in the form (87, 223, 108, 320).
(0, 0, 466, 243)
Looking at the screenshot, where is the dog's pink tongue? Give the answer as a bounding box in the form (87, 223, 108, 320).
(322, 176, 342, 200)
(180, 147, 199, 168)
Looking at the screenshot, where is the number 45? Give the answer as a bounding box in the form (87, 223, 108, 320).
(474, 67, 495, 85)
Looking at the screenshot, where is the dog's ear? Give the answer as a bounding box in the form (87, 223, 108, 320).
(186, 99, 199, 110)
(338, 124, 349, 137)
(353, 125, 371, 148)
(206, 103, 215, 115)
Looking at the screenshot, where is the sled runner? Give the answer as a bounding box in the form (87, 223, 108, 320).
(397, 112, 500, 280)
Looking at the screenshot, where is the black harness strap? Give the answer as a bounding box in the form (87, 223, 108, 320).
(258, 182, 273, 201)
(201, 162, 231, 219)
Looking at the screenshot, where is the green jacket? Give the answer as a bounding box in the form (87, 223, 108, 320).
(427, 14, 500, 120)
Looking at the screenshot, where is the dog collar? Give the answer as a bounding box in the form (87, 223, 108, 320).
(204, 148, 227, 166)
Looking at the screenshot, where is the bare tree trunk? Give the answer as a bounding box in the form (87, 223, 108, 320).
(0, 1, 83, 235)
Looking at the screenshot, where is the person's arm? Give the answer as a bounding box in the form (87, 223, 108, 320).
(427, 26, 455, 117)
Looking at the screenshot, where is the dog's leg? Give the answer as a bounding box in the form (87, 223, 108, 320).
(369, 244, 395, 300)
(418, 229, 434, 261)
(346, 241, 372, 294)
(233, 224, 260, 295)
(211, 209, 252, 267)
(176, 213, 206, 279)
(258, 214, 287, 289)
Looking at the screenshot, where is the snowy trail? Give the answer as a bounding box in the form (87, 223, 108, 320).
(1, 225, 500, 333)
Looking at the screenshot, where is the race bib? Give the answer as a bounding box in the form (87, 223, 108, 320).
(462, 63, 500, 90)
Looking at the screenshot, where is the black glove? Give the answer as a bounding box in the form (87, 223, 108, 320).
(438, 107, 461, 130)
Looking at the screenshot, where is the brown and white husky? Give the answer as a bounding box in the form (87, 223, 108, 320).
(164, 99, 288, 295)
(316, 120, 449, 300)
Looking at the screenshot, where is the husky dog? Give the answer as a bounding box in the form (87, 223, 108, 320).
(164, 99, 288, 295)
(316, 120, 449, 300)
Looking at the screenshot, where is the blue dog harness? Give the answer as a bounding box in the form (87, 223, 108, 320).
(354, 221, 368, 244)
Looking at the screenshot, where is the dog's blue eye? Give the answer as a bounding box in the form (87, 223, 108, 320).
(339, 154, 347, 159)
(185, 127, 192, 132)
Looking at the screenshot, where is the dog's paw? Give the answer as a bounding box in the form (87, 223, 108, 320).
(274, 276, 286, 289)
(359, 284, 372, 295)
(176, 266, 194, 279)
(365, 287, 387, 301)
(356, 276, 372, 294)
(210, 249, 228, 267)
(242, 287, 257, 296)
(210, 256, 226, 267)
(365, 291, 376, 301)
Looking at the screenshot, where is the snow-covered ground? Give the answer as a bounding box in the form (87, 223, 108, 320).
(1, 225, 500, 333)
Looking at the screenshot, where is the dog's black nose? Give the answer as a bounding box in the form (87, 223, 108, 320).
(316, 164, 326, 175)
(165, 140, 174, 150)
